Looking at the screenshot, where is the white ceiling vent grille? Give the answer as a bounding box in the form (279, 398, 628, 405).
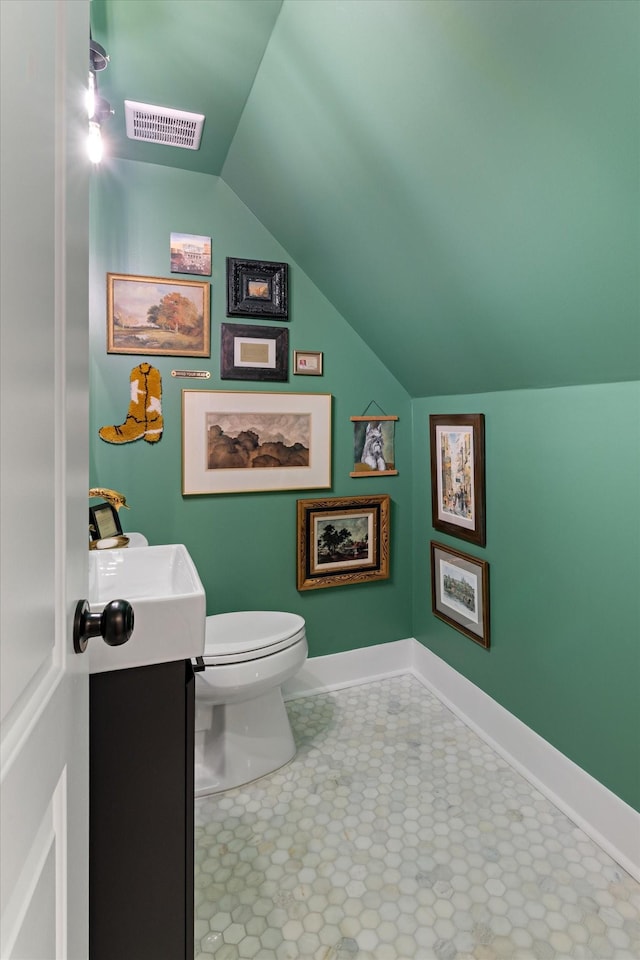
(124, 100, 205, 150)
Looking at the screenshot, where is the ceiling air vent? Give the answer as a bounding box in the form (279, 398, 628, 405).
(124, 100, 205, 150)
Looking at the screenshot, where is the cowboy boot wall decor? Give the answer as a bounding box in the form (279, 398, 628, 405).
(99, 363, 163, 444)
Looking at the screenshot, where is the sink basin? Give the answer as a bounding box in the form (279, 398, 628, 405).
(88, 544, 206, 673)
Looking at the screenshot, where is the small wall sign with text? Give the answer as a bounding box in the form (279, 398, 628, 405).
(171, 369, 211, 379)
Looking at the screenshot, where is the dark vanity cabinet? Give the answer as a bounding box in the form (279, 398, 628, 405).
(89, 659, 195, 960)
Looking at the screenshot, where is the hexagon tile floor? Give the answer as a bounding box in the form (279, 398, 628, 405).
(194, 674, 640, 959)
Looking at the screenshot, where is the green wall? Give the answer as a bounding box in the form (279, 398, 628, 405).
(89, 159, 640, 813)
(412, 382, 640, 811)
(89, 159, 413, 657)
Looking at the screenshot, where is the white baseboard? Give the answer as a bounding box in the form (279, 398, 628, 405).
(283, 638, 413, 701)
(283, 637, 640, 882)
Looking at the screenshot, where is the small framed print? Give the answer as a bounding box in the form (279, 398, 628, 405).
(297, 494, 390, 591)
(220, 323, 288, 381)
(170, 233, 211, 276)
(430, 413, 486, 546)
(431, 540, 490, 649)
(294, 351, 323, 376)
(226, 257, 288, 320)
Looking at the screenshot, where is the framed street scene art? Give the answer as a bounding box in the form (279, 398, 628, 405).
(430, 413, 485, 546)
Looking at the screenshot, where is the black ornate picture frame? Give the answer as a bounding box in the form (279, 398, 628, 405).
(220, 322, 289, 381)
(226, 257, 289, 320)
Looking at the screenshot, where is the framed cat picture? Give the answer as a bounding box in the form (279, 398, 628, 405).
(350, 416, 399, 477)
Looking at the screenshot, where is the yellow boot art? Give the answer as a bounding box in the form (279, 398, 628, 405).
(99, 363, 163, 444)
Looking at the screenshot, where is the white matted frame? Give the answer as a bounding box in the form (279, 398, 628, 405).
(182, 390, 332, 494)
(431, 540, 490, 648)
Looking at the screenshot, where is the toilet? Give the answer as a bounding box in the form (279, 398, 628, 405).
(193, 610, 307, 796)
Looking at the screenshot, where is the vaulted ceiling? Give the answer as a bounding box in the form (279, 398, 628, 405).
(91, 0, 639, 397)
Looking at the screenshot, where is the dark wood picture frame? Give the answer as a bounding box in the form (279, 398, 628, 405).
(297, 494, 390, 591)
(429, 413, 486, 547)
(220, 322, 289, 381)
(431, 540, 490, 649)
(226, 257, 289, 320)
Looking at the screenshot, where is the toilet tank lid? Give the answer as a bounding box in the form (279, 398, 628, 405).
(204, 610, 305, 657)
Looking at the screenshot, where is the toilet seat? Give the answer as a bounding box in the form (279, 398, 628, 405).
(202, 611, 306, 665)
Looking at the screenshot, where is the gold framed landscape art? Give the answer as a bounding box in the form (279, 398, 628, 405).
(297, 494, 390, 591)
(107, 273, 210, 357)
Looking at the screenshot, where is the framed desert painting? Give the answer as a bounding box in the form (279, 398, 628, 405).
(182, 390, 331, 494)
(429, 413, 486, 546)
(107, 273, 210, 357)
(297, 494, 390, 591)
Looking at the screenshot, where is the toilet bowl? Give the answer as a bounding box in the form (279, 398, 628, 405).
(194, 611, 307, 796)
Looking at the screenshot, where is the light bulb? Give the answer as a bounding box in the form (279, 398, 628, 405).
(87, 121, 103, 164)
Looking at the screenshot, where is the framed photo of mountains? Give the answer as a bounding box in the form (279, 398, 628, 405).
(182, 390, 331, 495)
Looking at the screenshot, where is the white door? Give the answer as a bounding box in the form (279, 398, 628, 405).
(1, 1, 91, 957)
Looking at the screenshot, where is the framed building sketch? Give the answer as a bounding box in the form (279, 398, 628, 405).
(429, 413, 485, 546)
(431, 540, 490, 648)
(170, 233, 211, 276)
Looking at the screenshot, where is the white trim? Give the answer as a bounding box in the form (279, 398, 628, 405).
(282, 638, 413, 701)
(409, 641, 640, 883)
(283, 638, 640, 881)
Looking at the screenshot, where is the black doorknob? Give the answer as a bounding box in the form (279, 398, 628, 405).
(73, 598, 135, 654)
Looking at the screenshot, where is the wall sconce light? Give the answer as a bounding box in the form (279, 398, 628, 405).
(87, 38, 112, 164)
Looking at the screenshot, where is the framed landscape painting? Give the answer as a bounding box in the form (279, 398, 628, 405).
(107, 273, 210, 357)
(429, 413, 486, 546)
(297, 494, 390, 591)
(182, 390, 331, 494)
(431, 540, 490, 648)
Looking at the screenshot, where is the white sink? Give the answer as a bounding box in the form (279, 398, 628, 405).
(88, 544, 206, 674)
